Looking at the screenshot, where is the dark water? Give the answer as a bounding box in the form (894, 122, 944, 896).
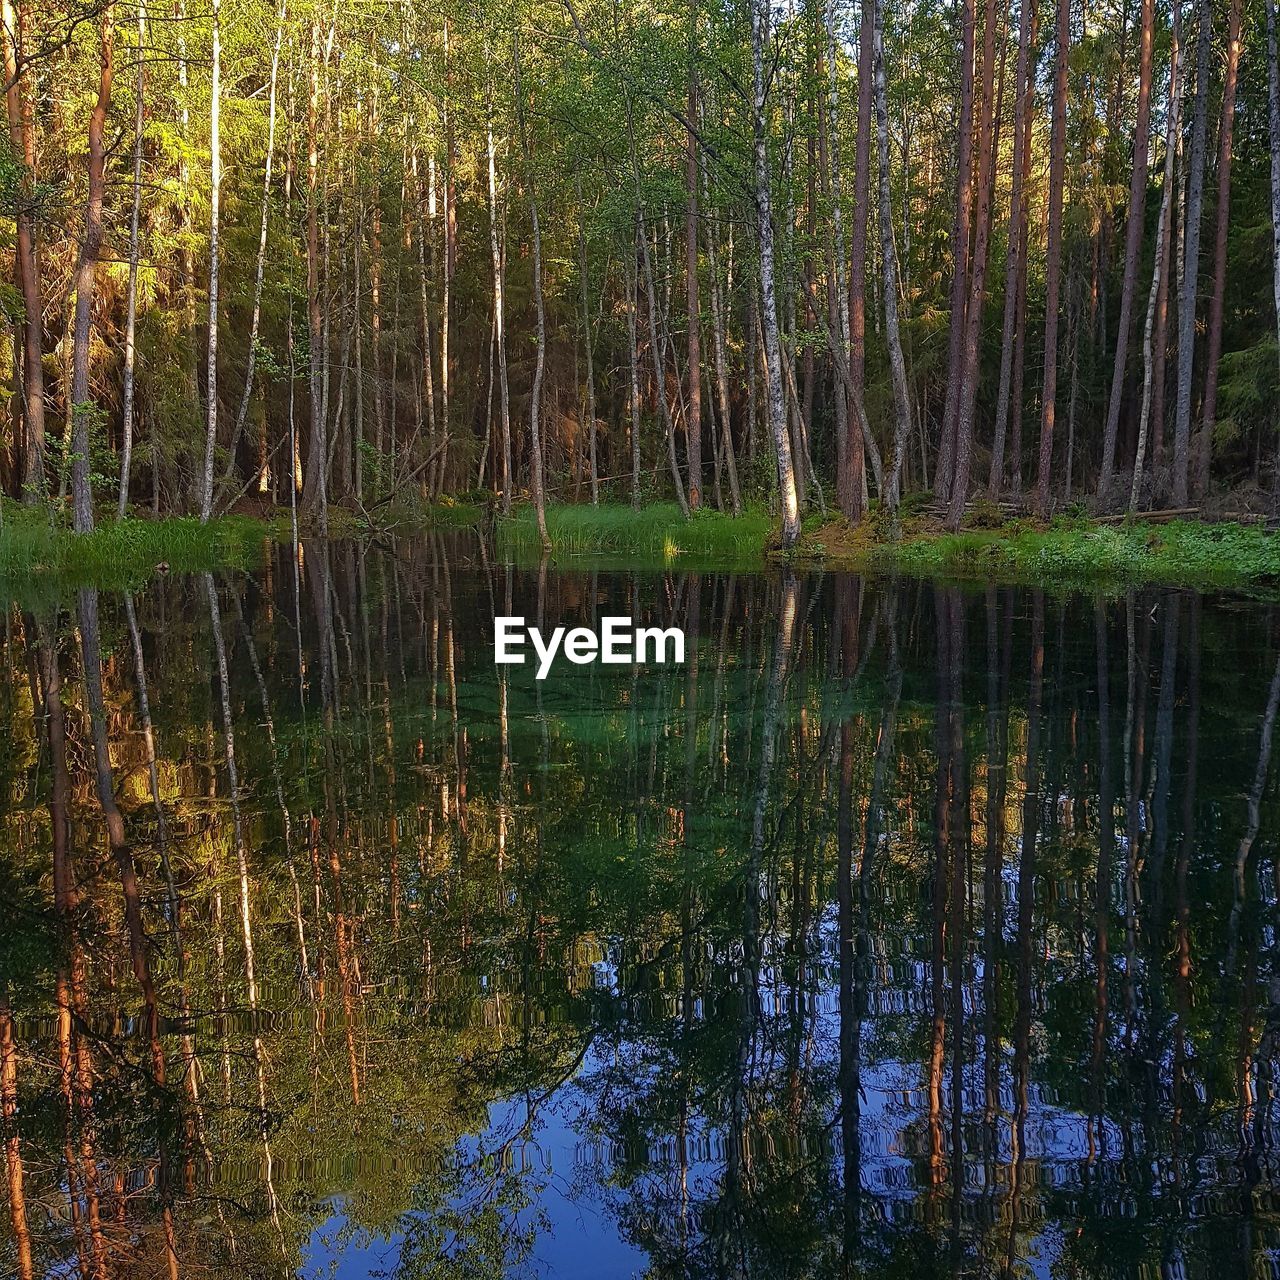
(2, 538, 1280, 1279)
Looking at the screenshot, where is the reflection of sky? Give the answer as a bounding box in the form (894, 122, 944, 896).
(296, 964, 1131, 1280)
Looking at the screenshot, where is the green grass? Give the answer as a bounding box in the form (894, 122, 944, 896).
(0, 505, 269, 588)
(840, 516, 1280, 589)
(497, 502, 776, 567)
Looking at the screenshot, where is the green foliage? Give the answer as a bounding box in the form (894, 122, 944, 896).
(497, 502, 774, 566)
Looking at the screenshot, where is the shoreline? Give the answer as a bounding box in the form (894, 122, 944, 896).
(5, 499, 1279, 593)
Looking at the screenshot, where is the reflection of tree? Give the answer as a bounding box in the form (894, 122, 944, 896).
(2, 551, 1280, 1279)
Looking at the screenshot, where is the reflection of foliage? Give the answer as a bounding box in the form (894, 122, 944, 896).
(1, 555, 1280, 1280)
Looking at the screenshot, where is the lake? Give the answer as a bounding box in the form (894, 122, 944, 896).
(2, 537, 1279, 1279)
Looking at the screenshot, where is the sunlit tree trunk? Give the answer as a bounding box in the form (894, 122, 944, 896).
(872, 0, 913, 514)
(69, 4, 115, 533)
(1, 0, 46, 500)
(1130, 33, 1180, 513)
(685, 17, 702, 510)
(226, 0, 286, 488)
(118, 3, 146, 516)
(751, 0, 800, 548)
(198, 0, 222, 520)
(485, 74, 512, 513)
(937, 0, 977, 503)
(848, 0, 874, 510)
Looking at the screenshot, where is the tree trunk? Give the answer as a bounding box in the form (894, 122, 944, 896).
(627, 242, 643, 511)
(1097, 0, 1155, 504)
(1, 0, 46, 501)
(515, 33, 549, 549)
(752, 0, 801, 547)
(847, 0, 874, 508)
(118, 1, 146, 516)
(302, 18, 327, 523)
(1197, 0, 1242, 498)
(873, 0, 913, 513)
(946, 0, 1000, 529)
(989, 0, 1037, 497)
(824, 0, 864, 521)
(485, 81, 512, 513)
(198, 0, 222, 520)
(1032, 0, 1069, 518)
(1268, 0, 1280, 499)
(69, 4, 115, 533)
(226, 0, 286, 489)
(685, 24, 702, 510)
(937, 0, 978, 503)
(1172, 0, 1211, 506)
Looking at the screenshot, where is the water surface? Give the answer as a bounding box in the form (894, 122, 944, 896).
(2, 539, 1279, 1278)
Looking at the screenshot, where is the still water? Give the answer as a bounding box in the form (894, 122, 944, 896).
(2, 538, 1279, 1279)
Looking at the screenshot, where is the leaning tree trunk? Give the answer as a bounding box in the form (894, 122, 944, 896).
(1032, 0, 1070, 519)
(1197, 0, 1243, 498)
(1172, 0, 1211, 506)
(751, 0, 801, 547)
(1096, 0, 1155, 504)
(69, 3, 116, 534)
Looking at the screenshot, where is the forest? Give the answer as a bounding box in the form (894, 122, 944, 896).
(5, 0, 1280, 550)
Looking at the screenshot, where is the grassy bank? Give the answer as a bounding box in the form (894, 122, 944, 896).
(812, 513, 1280, 588)
(497, 499, 1280, 589)
(0, 506, 269, 585)
(499, 502, 776, 567)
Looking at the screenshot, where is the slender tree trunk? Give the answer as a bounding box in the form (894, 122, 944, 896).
(485, 79, 513, 514)
(1032, 0, 1070, 517)
(627, 243, 643, 511)
(1096, 0, 1155, 503)
(198, 0, 222, 520)
(576, 177, 599, 505)
(989, 0, 1037, 497)
(1268, 0, 1280, 500)
(685, 20, 702, 510)
(873, 0, 913, 513)
(118, 2, 146, 516)
(937, 0, 978, 503)
(302, 18, 328, 523)
(226, 0, 286, 487)
(1197, 0, 1243, 498)
(848, 0, 874, 501)
(1, 0, 46, 500)
(752, 0, 801, 547)
(69, 4, 116, 533)
(515, 32, 549, 549)
(1172, 0, 1211, 506)
(947, 0, 1000, 529)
